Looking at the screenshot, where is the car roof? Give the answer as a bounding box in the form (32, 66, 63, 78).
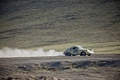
(64, 45, 84, 52)
(67, 45, 84, 50)
(73, 45, 84, 49)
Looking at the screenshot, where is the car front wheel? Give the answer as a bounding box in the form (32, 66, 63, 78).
(87, 54, 91, 56)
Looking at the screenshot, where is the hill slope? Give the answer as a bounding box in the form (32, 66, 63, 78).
(0, 0, 120, 49)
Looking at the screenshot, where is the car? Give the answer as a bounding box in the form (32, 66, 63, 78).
(63, 45, 94, 56)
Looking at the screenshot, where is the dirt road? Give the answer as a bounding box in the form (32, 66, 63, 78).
(0, 54, 120, 80)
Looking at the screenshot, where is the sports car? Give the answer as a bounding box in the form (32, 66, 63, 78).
(63, 45, 94, 56)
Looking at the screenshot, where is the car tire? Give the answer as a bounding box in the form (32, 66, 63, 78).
(65, 52, 71, 56)
(80, 51, 86, 56)
(87, 54, 91, 56)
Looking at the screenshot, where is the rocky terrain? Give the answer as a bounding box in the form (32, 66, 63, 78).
(0, 54, 120, 80)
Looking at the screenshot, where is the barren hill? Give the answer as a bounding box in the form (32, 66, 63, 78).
(0, 0, 120, 49)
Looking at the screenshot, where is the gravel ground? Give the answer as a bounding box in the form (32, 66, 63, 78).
(0, 54, 120, 80)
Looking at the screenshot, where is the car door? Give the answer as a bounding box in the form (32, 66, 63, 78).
(73, 47, 78, 55)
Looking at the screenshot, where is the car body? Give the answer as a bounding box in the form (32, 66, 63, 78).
(63, 45, 94, 56)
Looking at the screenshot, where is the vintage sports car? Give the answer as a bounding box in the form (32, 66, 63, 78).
(63, 45, 94, 56)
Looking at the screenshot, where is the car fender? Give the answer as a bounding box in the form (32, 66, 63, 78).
(78, 50, 88, 54)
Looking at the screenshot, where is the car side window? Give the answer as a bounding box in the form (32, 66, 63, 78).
(70, 47, 73, 50)
(73, 47, 77, 49)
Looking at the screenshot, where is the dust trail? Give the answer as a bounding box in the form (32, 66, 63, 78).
(0, 47, 64, 58)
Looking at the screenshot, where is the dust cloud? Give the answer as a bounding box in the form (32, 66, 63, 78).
(0, 47, 64, 58)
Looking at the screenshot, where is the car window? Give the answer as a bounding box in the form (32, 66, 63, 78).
(73, 47, 77, 49)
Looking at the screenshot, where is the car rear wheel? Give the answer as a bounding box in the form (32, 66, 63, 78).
(80, 51, 86, 56)
(65, 52, 71, 56)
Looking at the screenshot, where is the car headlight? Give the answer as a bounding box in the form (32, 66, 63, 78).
(87, 49, 94, 54)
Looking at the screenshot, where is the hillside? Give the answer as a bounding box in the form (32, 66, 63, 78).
(0, 0, 120, 51)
